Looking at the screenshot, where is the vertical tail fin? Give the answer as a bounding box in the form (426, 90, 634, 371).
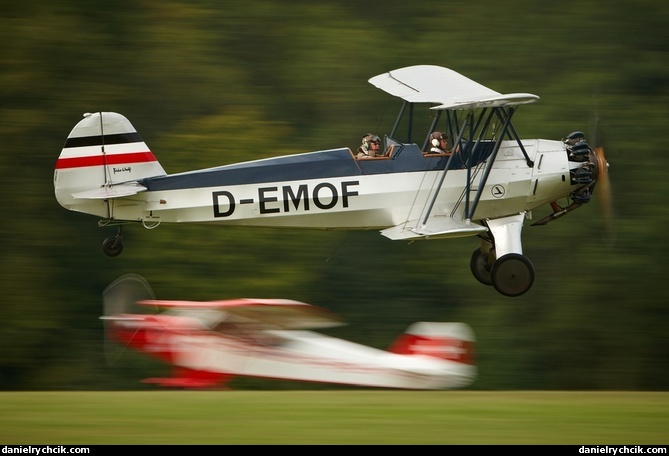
(388, 322, 475, 365)
(54, 112, 166, 215)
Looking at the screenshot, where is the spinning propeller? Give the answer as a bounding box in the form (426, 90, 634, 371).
(588, 110, 614, 240)
(590, 144, 614, 238)
(100, 274, 156, 365)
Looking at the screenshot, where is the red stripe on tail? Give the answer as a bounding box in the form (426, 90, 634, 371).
(389, 333, 474, 364)
(55, 151, 157, 170)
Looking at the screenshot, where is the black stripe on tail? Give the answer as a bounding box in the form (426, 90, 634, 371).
(64, 132, 144, 149)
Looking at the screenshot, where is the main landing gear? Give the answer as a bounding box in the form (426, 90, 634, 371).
(102, 226, 124, 257)
(470, 246, 535, 297)
(469, 213, 535, 299)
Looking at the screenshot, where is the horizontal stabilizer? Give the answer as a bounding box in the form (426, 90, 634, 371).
(381, 216, 487, 241)
(72, 183, 147, 199)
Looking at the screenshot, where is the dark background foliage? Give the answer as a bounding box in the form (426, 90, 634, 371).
(1, 0, 668, 390)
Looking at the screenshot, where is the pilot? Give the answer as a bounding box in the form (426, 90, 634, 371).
(427, 131, 450, 154)
(356, 133, 382, 159)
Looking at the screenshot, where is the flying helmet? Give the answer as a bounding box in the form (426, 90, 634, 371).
(430, 131, 448, 147)
(362, 133, 381, 151)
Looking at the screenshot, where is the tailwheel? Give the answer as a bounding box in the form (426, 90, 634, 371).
(102, 227, 124, 257)
(490, 253, 535, 297)
(470, 247, 493, 286)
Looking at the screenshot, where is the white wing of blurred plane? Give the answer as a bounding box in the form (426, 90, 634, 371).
(137, 298, 344, 329)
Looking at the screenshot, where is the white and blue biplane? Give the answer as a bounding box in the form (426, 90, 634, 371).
(54, 65, 609, 296)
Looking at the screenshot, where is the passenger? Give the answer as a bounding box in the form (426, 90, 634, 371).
(427, 131, 450, 154)
(356, 133, 382, 159)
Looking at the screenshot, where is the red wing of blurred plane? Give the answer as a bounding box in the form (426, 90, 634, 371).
(102, 274, 476, 390)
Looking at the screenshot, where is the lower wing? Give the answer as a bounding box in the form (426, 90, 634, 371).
(381, 216, 487, 241)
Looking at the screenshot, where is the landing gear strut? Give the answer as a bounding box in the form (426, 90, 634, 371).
(102, 226, 123, 257)
(469, 213, 535, 297)
(470, 246, 493, 286)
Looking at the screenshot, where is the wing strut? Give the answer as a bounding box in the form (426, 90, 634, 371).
(465, 107, 516, 220)
(462, 109, 497, 217)
(423, 110, 443, 151)
(496, 108, 534, 168)
(421, 114, 471, 225)
(389, 101, 408, 139)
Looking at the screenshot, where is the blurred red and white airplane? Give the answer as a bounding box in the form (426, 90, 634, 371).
(102, 274, 476, 390)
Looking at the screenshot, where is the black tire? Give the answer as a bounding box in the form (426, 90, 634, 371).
(470, 247, 493, 286)
(490, 253, 535, 297)
(102, 237, 123, 257)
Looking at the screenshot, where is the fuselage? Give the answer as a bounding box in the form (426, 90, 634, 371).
(56, 139, 572, 230)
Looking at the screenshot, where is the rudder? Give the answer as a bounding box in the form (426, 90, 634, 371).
(54, 112, 166, 215)
(388, 322, 475, 365)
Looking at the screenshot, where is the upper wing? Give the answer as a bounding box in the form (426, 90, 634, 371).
(368, 65, 539, 110)
(137, 298, 344, 329)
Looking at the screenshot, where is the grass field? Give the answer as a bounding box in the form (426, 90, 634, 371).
(1, 391, 667, 444)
